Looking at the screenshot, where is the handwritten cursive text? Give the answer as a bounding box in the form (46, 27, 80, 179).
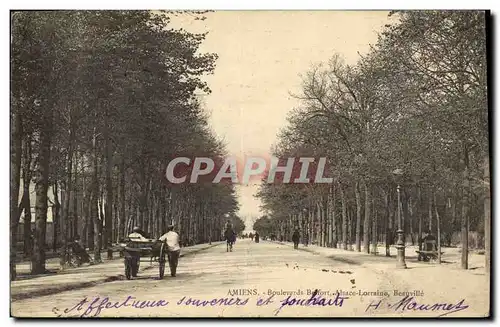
(365, 295, 469, 317)
(274, 289, 349, 316)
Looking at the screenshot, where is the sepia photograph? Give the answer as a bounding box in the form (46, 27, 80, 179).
(9, 9, 491, 318)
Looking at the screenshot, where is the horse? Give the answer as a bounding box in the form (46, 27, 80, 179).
(225, 229, 236, 252)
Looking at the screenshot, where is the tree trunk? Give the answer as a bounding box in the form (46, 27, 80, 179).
(139, 202, 146, 232)
(309, 207, 314, 246)
(319, 200, 324, 246)
(60, 126, 74, 268)
(484, 156, 490, 275)
(330, 184, 337, 248)
(433, 191, 441, 264)
(363, 183, 371, 254)
(10, 110, 22, 280)
(418, 187, 423, 252)
(327, 184, 334, 247)
(461, 145, 470, 270)
(22, 136, 33, 258)
(72, 151, 79, 240)
(450, 193, 457, 247)
(408, 196, 414, 245)
(154, 195, 161, 238)
(371, 197, 378, 255)
(385, 189, 391, 257)
(19, 135, 33, 258)
(428, 191, 432, 232)
(347, 206, 353, 251)
(53, 181, 60, 253)
(103, 106, 113, 259)
(92, 130, 102, 263)
(92, 187, 102, 263)
(319, 199, 325, 247)
(162, 188, 171, 235)
(147, 193, 153, 236)
(113, 190, 119, 242)
(340, 183, 348, 250)
(126, 196, 133, 236)
(32, 120, 52, 274)
(22, 182, 32, 259)
(80, 158, 86, 246)
(355, 181, 362, 252)
(119, 159, 126, 241)
(402, 190, 409, 245)
(99, 190, 105, 244)
(86, 185, 94, 251)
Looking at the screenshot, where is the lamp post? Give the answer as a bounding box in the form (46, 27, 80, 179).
(392, 168, 407, 269)
(166, 191, 172, 234)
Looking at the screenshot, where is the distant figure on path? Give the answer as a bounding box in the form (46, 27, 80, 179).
(254, 232, 260, 243)
(224, 225, 236, 252)
(159, 224, 181, 277)
(292, 229, 300, 249)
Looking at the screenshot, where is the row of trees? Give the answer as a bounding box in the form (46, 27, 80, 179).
(253, 215, 275, 239)
(257, 11, 490, 270)
(10, 11, 240, 280)
(228, 214, 246, 236)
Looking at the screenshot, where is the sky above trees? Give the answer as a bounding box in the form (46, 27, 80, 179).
(170, 11, 393, 219)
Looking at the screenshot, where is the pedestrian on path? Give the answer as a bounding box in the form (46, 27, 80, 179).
(224, 225, 236, 252)
(292, 229, 300, 249)
(159, 224, 181, 277)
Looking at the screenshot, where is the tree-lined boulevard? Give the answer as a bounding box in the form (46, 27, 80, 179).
(11, 239, 488, 317)
(11, 11, 243, 279)
(255, 11, 490, 274)
(10, 10, 490, 318)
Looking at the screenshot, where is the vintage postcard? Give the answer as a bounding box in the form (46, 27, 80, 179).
(10, 10, 491, 318)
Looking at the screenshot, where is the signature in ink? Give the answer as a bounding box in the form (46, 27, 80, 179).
(365, 295, 469, 317)
(274, 289, 349, 316)
(57, 296, 169, 317)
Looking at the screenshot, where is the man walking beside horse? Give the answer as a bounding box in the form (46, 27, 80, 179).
(292, 228, 300, 249)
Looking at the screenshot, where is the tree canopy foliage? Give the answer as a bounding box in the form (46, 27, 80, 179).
(10, 10, 241, 279)
(257, 11, 489, 269)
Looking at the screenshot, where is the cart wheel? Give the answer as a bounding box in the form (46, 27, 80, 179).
(159, 259, 165, 279)
(159, 243, 166, 279)
(125, 259, 132, 280)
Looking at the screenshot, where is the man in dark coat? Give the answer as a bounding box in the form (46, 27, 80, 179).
(292, 229, 300, 249)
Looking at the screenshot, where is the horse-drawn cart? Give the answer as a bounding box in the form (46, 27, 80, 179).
(118, 239, 167, 280)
